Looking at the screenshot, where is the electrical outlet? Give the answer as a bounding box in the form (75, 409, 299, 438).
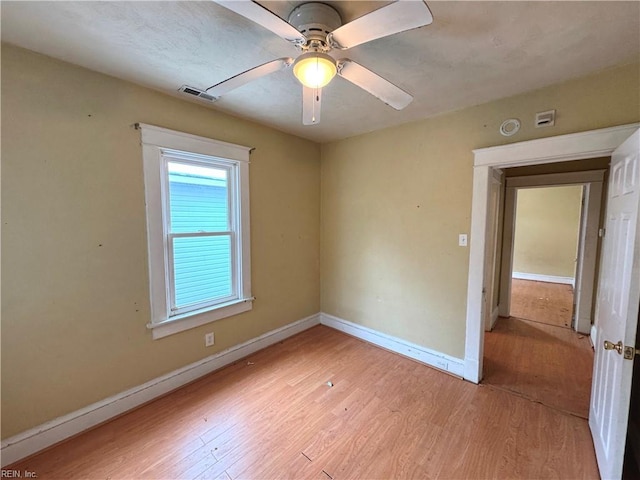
(205, 332, 215, 347)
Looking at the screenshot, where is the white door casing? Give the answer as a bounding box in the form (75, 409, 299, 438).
(576, 181, 604, 334)
(484, 170, 503, 331)
(574, 186, 588, 328)
(465, 123, 639, 384)
(497, 184, 517, 318)
(589, 129, 640, 480)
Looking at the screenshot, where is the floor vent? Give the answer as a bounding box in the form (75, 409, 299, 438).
(178, 85, 218, 103)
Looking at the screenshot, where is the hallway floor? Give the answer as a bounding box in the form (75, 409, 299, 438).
(509, 278, 574, 328)
(484, 280, 593, 418)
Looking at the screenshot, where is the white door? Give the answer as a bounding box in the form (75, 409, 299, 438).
(590, 129, 640, 480)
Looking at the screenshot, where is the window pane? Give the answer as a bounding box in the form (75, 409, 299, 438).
(172, 235, 233, 309)
(168, 161, 228, 233)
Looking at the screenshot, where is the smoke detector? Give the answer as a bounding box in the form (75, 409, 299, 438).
(499, 118, 520, 137)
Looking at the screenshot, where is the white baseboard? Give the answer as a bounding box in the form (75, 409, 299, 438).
(319, 313, 464, 378)
(490, 307, 499, 330)
(512, 272, 575, 286)
(463, 357, 481, 384)
(484, 307, 499, 332)
(1, 313, 320, 467)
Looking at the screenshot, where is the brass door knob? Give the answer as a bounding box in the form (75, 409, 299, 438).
(604, 340, 623, 354)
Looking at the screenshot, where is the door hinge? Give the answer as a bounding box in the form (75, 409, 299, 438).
(599, 228, 606, 238)
(624, 346, 639, 360)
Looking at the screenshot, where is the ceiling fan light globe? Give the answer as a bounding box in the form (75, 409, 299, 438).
(293, 53, 337, 89)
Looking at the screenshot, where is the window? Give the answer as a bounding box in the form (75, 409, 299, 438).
(139, 124, 252, 339)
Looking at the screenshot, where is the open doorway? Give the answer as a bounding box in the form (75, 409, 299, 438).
(465, 124, 640, 480)
(482, 164, 607, 419)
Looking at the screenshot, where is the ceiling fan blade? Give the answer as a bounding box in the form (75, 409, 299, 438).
(302, 86, 322, 125)
(337, 59, 413, 110)
(328, 1, 433, 50)
(206, 58, 293, 97)
(213, 1, 306, 47)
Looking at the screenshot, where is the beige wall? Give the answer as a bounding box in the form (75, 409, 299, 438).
(512, 186, 583, 278)
(3, 41, 639, 440)
(321, 62, 639, 359)
(1, 45, 321, 438)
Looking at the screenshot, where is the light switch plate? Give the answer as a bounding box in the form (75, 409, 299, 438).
(459, 234, 468, 247)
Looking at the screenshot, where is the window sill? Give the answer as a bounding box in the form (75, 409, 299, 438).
(147, 297, 254, 339)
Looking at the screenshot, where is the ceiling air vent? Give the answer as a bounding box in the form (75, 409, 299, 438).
(178, 85, 218, 103)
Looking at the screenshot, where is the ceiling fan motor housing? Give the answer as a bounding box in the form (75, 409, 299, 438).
(288, 2, 342, 47)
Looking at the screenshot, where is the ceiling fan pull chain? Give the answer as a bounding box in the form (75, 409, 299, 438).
(312, 86, 318, 123)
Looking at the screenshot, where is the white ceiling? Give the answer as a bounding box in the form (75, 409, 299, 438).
(2, 1, 639, 143)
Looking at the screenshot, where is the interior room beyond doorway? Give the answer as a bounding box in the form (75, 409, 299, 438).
(510, 185, 583, 328)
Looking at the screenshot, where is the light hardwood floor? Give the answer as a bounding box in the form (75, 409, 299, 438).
(9, 326, 599, 479)
(485, 279, 593, 419)
(483, 316, 593, 418)
(510, 279, 574, 328)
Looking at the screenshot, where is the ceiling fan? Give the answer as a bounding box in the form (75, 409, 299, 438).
(205, 0, 433, 125)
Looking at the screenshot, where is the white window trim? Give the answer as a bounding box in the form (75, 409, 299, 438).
(138, 123, 253, 339)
